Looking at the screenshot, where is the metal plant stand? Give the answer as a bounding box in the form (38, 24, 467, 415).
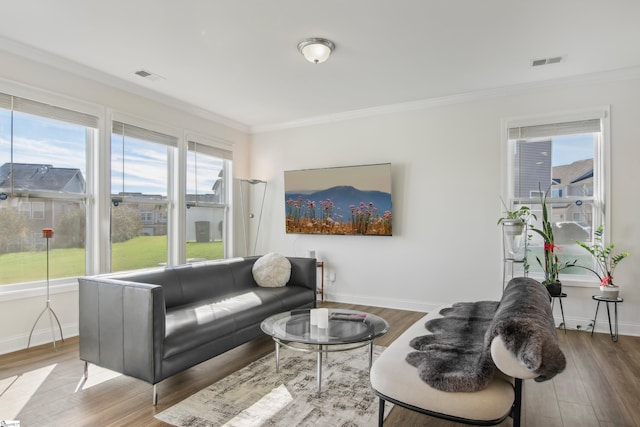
(27, 228, 64, 349)
(502, 220, 528, 290)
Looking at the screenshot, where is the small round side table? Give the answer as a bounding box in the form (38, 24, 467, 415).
(591, 295, 623, 342)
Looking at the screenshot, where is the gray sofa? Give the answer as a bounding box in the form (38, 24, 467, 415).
(78, 256, 316, 404)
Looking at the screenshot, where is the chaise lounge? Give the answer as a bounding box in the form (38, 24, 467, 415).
(370, 277, 566, 426)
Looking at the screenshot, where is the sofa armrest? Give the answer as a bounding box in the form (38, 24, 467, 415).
(490, 336, 538, 379)
(286, 257, 317, 292)
(79, 277, 166, 384)
(488, 277, 567, 382)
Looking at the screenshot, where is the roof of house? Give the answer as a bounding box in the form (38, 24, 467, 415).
(0, 163, 85, 192)
(552, 158, 593, 187)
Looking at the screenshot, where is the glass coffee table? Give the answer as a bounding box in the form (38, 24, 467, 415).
(261, 308, 389, 397)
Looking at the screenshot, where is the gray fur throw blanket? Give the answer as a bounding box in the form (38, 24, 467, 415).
(406, 277, 566, 392)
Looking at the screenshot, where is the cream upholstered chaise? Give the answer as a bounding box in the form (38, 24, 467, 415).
(370, 277, 566, 426)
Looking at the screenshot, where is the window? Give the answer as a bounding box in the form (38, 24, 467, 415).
(0, 92, 97, 285)
(504, 108, 609, 282)
(185, 140, 231, 261)
(110, 121, 176, 272)
(0, 87, 235, 289)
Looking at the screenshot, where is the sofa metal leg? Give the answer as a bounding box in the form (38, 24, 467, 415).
(153, 384, 158, 406)
(512, 378, 523, 427)
(378, 397, 385, 426)
(74, 361, 89, 393)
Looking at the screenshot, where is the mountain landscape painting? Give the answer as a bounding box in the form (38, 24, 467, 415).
(285, 163, 392, 235)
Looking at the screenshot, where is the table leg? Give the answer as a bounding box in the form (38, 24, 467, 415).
(368, 341, 374, 370)
(275, 341, 280, 372)
(317, 346, 323, 397)
(558, 297, 566, 333)
(591, 301, 601, 337)
(606, 303, 613, 339)
(606, 302, 620, 342)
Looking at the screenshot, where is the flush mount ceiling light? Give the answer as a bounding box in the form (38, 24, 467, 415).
(297, 38, 335, 64)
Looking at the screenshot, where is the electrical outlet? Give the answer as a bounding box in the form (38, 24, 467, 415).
(329, 271, 336, 282)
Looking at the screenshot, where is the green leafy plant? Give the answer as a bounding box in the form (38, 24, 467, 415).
(528, 187, 576, 286)
(576, 224, 629, 287)
(496, 199, 535, 225)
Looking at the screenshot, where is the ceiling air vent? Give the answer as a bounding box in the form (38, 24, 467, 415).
(531, 55, 565, 67)
(134, 69, 165, 81)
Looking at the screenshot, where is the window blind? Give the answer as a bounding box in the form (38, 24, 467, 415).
(0, 92, 99, 128)
(508, 119, 601, 140)
(112, 121, 178, 147)
(188, 141, 232, 160)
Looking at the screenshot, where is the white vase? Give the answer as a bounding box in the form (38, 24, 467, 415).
(599, 285, 619, 299)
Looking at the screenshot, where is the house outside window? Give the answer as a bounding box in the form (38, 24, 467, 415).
(503, 108, 609, 282)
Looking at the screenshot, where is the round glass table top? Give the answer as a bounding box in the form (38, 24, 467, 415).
(261, 308, 389, 345)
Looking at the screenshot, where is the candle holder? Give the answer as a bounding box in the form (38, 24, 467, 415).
(27, 228, 64, 349)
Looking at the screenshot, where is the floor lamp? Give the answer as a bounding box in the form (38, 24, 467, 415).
(239, 179, 267, 256)
(27, 228, 64, 349)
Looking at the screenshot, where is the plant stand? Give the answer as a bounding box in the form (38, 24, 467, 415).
(502, 221, 528, 290)
(591, 295, 623, 342)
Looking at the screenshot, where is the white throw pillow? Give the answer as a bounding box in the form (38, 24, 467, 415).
(252, 253, 291, 288)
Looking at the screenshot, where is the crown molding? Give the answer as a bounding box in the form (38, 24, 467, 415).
(250, 66, 640, 134)
(0, 36, 250, 133)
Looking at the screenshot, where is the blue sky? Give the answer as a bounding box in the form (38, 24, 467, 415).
(552, 134, 594, 166)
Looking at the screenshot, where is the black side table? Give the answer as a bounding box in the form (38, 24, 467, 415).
(550, 293, 567, 333)
(591, 295, 623, 342)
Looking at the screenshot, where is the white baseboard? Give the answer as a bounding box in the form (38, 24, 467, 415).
(0, 323, 78, 355)
(326, 291, 437, 314)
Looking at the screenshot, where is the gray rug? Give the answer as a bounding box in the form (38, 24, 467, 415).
(155, 345, 391, 426)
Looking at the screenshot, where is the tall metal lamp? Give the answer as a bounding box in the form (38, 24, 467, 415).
(239, 179, 267, 256)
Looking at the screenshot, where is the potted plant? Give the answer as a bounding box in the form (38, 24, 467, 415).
(576, 224, 629, 299)
(497, 201, 534, 262)
(528, 188, 576, 296)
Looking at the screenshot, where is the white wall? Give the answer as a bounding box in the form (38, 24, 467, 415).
(250, 74, 640, 336)
(0, 49, 250, 354)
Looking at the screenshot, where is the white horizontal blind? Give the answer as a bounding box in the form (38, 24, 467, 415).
(508, 119, 601, 139)
(0, 92, 11, 110)
(112, 121, 178, 147)
(0, 92, 99, 128)
(187, 141, 232, 160)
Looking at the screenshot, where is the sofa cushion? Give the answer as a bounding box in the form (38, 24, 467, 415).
(252, 253, 291, 287)
(163, 286, 314, 359)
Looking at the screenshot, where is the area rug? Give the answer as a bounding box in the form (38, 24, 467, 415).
(155, 345, 391, 426)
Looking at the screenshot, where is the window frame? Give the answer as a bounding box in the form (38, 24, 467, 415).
(501, 106, 611, 286)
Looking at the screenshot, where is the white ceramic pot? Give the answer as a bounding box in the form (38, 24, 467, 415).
(599, 285, 619, 300)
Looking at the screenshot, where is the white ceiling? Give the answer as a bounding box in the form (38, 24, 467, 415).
(1, 0, 640, 132)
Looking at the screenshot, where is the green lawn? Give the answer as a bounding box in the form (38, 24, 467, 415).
(0, 236, 224, 285)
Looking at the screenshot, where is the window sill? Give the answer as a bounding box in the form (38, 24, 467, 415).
(0, 279, 79, 302)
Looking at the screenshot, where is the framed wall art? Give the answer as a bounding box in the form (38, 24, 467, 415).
(284, 163, 392, 236)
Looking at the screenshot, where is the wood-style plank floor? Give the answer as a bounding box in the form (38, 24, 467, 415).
(1, 302, 638, 426)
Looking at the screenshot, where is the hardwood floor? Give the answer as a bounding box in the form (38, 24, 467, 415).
(1, 302, 639, 426)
